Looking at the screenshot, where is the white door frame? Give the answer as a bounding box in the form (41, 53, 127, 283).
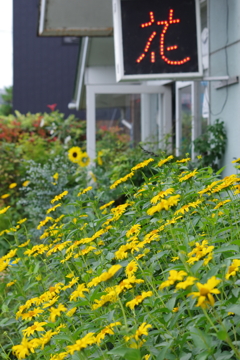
(176, 81, 201, 159)
(86, 84, 171, 160)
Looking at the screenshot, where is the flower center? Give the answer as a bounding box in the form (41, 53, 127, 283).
(200, 287, 209, 296)
(73, 152, 77, 158)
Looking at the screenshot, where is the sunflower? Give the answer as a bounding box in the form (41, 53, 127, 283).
(68, 147, 82, 163)
(78, 152, 90, 167)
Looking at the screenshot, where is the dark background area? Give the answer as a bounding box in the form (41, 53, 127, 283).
(13, 0, 84, 118)
(121, 0, 199, 75)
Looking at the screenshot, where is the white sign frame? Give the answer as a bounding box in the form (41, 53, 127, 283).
(113, 0, 203, 81)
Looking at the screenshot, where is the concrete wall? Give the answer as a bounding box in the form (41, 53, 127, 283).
(209, 0, 240, 175)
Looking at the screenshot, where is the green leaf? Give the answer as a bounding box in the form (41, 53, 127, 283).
(1, 304, 8, 313)
(124, 349, 141, 360)
(189, 327, 211, 350)
(215, 245, 239, 254)
(217, 330, 228, 340)
(216, 166, 226, 175)
(108, 345, 129, 356)
(225, 305, 240, 316)
(196, 350, 210, 360)
(156, 343, 173, 360)
(180, 353, 192, 360)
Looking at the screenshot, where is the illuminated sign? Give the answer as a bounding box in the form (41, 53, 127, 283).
(113, 0, 202, 81)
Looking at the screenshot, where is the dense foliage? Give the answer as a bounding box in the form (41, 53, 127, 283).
(1, 154, 240, 360)
(193, 119, 227, 170)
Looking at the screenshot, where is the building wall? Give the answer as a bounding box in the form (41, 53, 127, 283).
(13, 0, 82, 117)
(209, 0, 240, 175)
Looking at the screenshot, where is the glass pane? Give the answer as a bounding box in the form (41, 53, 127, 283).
(179, 85, 192, 156)
(95, 93, 141, 147)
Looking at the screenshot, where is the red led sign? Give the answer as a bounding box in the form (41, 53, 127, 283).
(137, 9, 191, 66)
(113, 0, 202, 81)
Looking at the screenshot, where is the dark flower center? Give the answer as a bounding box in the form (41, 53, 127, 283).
(73, 152, 77, 158)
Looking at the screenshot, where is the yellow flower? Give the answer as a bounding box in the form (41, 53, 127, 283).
(67, 332, 96, 355)
(17, 218, 27, 225)
(147, 195, 180, 215)
(9, 182, 17, 189)
(78, 152, 90, 167)
(225, 259, 240, 280)
(188, 276, 221, 308)
(125, 260, 138, 277)
(179, 169, 198, 182)
(97, 150, 103, 166)
(49, 304, 67, 322)
(77, 186, 92, 196)
(197, 155, 202, 159)
(131, 158, 154, 171)
(126, 291, 153, 310)
(37, 330, 58, 349)
(126, 224, 141, 238)
(53, 172, 59, 181)
(176, 157, 191, 163)
(175, 276, 197, 289)
(68, 146, 82, 163)
(214, 199, 231, 210)
(22, 180, 30, 187)
(172, 307, 179, 312)
(95, 322, 121, 345)
(1, 193, 10, 199)
(12, 338, 31, 359)
(159, 270, 187, 290)
(46, 203, 62, 214)
(157, 155, 174, 167)
(51, 191, 68, 204)
(66, 307, 77, 317)
(0, 206, 11, 214)
(18, 239, 30, 248)
(50, 353, 68, 360)
(143, 355, 151, 360)
(42, 296, 59, 308)
(187, 240, 214, 264)
(66, 272, 75, 278)
(134, 322, 152, 341)
(150, 188, 174, 204)
(22, 321, 47, 337)
(69, 284, 89, 301)
(6, 280, 16, 287)
(110, 171, 135, 189)
(232, 157, 240, 163)
(87, 264, 122, 288)
(21, 307, 44, 321)
(171, 256, 179, 262)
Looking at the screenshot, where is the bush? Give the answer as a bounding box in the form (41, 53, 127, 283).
(193, 119, 227, 170)
(1, 155, 240, 360)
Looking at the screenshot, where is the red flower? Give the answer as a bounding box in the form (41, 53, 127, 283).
(47, 104, 57, 112)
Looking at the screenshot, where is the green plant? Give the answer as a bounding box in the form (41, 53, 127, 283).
(193, 119, 227, 170)
(0, 86, 13, 116)
(1, 156, 240, 359)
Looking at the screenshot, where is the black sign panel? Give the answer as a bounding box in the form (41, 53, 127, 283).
(120, 0, 200, 77)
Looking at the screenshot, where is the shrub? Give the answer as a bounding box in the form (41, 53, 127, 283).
(1, 155, 240, 359)
(193, 119, 227, 170)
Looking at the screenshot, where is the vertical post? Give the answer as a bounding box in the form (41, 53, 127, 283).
(175, 83, 181, 157)
(162, 85, 172, 152)
(86, 86, 96, 163)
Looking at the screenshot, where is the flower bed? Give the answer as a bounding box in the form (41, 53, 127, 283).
(1, 156, 240, 359)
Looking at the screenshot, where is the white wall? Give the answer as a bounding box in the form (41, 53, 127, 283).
(209, 0, 240, 175)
